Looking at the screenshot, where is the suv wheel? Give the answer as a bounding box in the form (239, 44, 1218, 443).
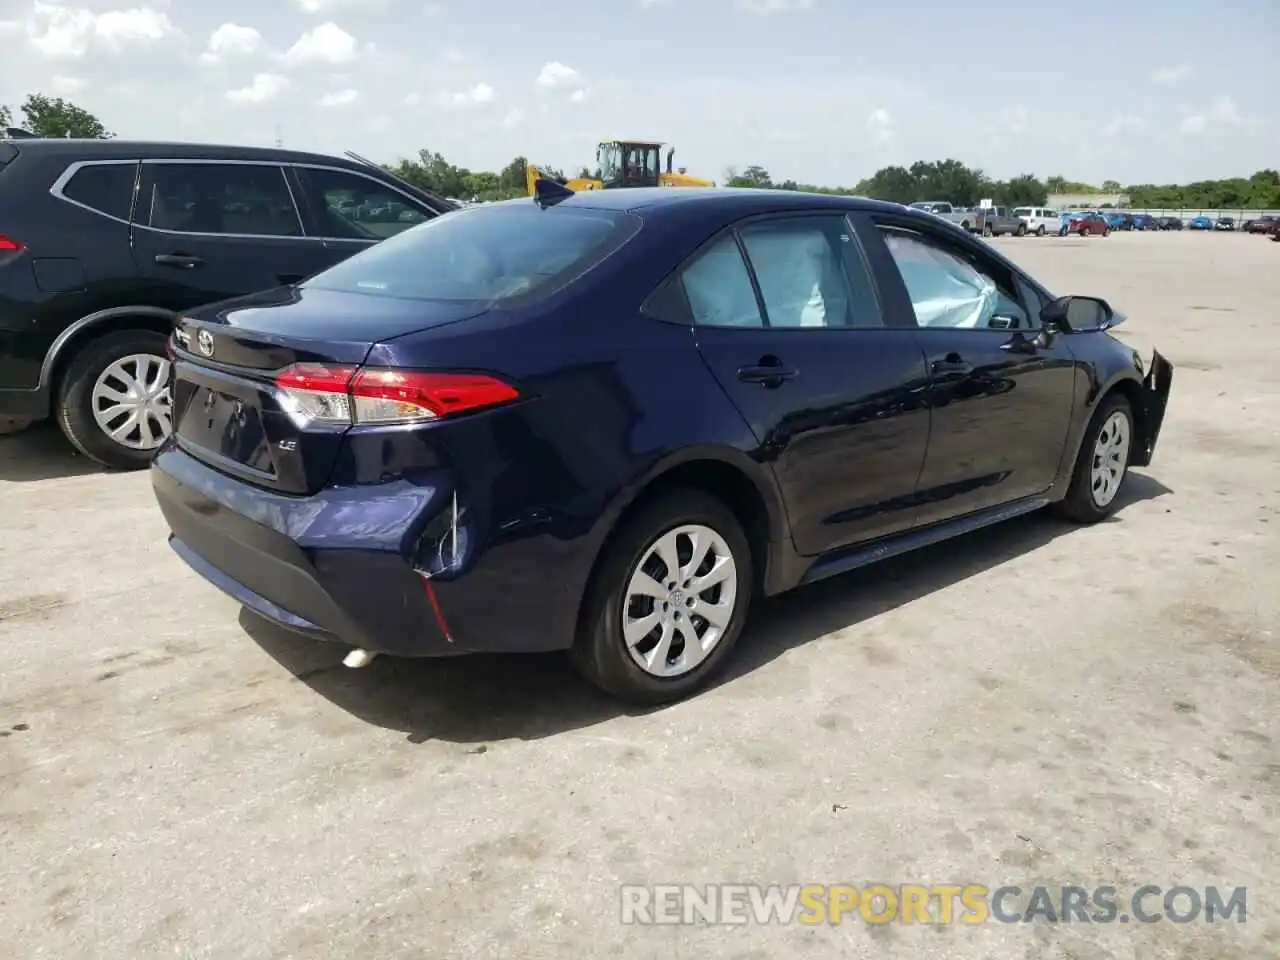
(57, 329, 172, 470)
(571, 489, 753, 705)
(1036, 225, 1046, 236)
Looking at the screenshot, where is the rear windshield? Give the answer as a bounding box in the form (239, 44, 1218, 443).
(302, 202, 641, 304)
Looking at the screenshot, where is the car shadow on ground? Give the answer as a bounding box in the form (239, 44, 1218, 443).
(241, 472, 1173, 744)
(0, 422, 106, 481)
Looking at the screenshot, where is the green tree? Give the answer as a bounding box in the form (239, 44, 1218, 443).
(21, 94, 113, 138)
(1100, 179, 1121, 192)
(994, 174, 1048, 207)
(0, 103, 10, 130)
(726, 164, 772, 188)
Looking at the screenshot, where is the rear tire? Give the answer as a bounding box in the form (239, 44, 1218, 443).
(1103, 227, 1111, 237)
(1016, 224, 1027, 236)
(570, 489, 754, 705)
(982, 223, 993, 237)
(0, 417, 34, 436)
(56, 329, 172, 470)
(1053, 393, 1134, 524)
(1036, 225, 1046, 236)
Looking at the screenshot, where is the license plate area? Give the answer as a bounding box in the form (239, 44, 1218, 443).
(176, 384, 277, 477)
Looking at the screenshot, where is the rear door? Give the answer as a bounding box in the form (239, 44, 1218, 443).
(855, 212, 1079, 524)
(683, 212, 932, 555)
(130, 160, 333, 311)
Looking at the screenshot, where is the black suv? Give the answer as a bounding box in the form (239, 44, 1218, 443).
(0, 138, 455, 467)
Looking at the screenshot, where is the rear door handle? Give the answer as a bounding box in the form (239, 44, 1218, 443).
(154, 253, 204, 269)
(930, 358, 973, 375)
(738, 361, 798, 386)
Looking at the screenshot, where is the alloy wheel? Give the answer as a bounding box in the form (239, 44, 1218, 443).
(90, 353, 172, 450)
(621, 524, 738, 678)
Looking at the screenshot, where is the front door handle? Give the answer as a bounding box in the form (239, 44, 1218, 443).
(737, 356, 798, 386)
(930, 358, 973, 375)
(1000, 334, 1039, 355)
(154, 253, 204, 269)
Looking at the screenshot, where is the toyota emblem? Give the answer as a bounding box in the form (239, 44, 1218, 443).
(196, 329, 214, 358)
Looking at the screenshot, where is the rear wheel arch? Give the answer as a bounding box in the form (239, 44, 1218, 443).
(43, 306, 178, 395)
(574, 452, 783, 634)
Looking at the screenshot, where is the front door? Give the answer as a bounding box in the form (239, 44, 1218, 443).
(130, 160, 332, 312)
(856, 213, 1079, 525)
(682, 213, 932, 556)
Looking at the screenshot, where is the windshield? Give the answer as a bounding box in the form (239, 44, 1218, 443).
(302, 203, 641, 303)
(598, 142, 622, 182)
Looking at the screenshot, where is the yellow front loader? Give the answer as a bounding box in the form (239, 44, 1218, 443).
(526, 139, 713, 195)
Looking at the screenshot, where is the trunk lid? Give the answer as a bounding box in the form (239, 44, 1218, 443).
(171, 285, 486, 494)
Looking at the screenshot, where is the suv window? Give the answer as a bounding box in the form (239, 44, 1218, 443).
(1012, 207, 1031, 217)
(738, 216, 881, 328)
(59, 162, 138, 221)
(293, 166, 431, 241)
(302, 203, 639, 304)
(142, 163, 302, 237)
(878, 226, 1029, 330)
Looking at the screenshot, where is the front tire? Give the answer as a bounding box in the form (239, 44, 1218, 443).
(56, 329, 172, 470)
(1103, 227, 1111, 237)
(1036, 225, 1046, 236)
(1054, 393, 1134, 523)
(1016, 224, 1027, 236)
(571, 489, 754, 705)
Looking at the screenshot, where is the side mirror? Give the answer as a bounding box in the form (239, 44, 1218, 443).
(1041, 295, 1113, 332)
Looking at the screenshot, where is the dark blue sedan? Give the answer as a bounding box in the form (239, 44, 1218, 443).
(151, 184, 1174, 703)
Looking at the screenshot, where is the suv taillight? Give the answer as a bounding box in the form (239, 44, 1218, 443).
(273, 364, 519, 427)
(0, 235, 22, 252)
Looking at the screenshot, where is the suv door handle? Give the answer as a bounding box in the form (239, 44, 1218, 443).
(154, 254, 204, 269)
(931, 357, 973, 375)
(738, 356, 798, 386)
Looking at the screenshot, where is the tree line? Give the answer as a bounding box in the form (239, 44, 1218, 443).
(4, 93, 1277, 209)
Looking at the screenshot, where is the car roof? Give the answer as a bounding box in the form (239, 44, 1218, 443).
(0, 137, 369, 167)
(535, 186, 907, 218)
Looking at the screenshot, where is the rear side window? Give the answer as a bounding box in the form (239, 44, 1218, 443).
(1013, 207, 1031, 217)
(142, 162, 302, 237)
(302, 203, 641, 304)
(292, 166, 432, 240)
(59, 162, 138, 221)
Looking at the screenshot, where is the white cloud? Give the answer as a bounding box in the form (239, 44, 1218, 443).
(402, 92, 421, 106)
(282, 22, 359, 66)
(1102, 114, 1145, 136)
(317, 87, 361, 107)
(50, 74, 86, 93)
(736, 0, 813, 13)
(866, 107, 893, 145)
(536, 61, 579, 89)
(502, 108, 525, 128)
(442, 47, 465, 63)
(1209, 95, 1241, 125)
(1179, 114, 1206, 134)
(568, 88, 586, 103)
(297, 0, 392, 11)
(438, 82, 495, 106)
(1150, 65, 1189, 85)
(22, 2, 175, 59)
(0, 19, 20, 36)
(225, 72, 288, 104)
(200, 23, 263, 64)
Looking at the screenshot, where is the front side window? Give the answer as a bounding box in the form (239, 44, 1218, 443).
(879, 227, 1028, 329)
(1013, 207, 1032, 218)
(143, 163, 301, 237)
(293, 166, 431, 241)
(61, 162, 138, 220)
(302, 203, 639, 303)
(598, 142, 622, 183)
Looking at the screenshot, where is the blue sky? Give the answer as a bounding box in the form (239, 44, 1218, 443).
(1, 0, 1276, 186)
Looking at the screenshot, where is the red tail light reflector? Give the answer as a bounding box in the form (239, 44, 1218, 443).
(273, 364, 518, 426)
(0, 234, 22, 252)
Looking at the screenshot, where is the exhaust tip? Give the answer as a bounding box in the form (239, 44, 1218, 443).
(342, 648, 378, 668)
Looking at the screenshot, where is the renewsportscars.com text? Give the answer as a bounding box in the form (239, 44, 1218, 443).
(620, 883, 1248, 926)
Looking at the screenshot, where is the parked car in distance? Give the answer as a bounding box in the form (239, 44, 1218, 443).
(907, 201, 973, 231)
(150, 185, 1173, 704)
(1241, 215, 1278, 234)
(1012, 206, 1060, 236)
(1130, 213, 1158, 231)
(1065, 212, 1110, 237)
(0, 137, 457, 463)
(972, 205, 1027, 236)
(1214, 217, 1236, 231)
(1102, 212, 1132, 231)
(1156, 216, 1184, 230)
(1188, 216, 1214, 230)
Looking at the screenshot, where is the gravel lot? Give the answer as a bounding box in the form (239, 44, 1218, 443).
(2, 229, 1277, 959)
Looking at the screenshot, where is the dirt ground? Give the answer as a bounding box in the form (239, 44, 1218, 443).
(1, 229, 1277, 959)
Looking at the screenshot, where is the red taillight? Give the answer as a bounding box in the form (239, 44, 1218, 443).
(272, 364, 518, 426)
(0, 234, 22, 252)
